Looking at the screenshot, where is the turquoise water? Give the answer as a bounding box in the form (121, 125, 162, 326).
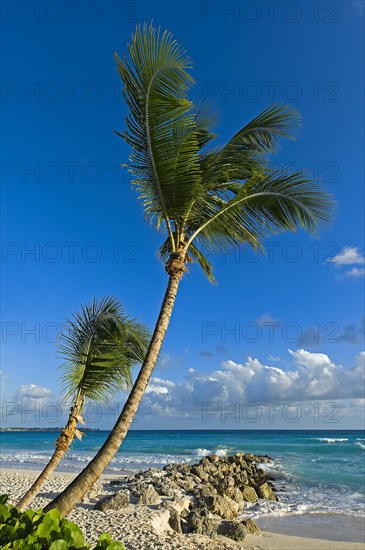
(1, 429, 364, 517)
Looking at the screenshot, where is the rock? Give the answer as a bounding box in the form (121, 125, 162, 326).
(187, 507, 218, 537)
(194, 484, 217, 502)
(218, 475, 235, 496)
(241, 486, 258, 502)
(191, 464, 210, 481)
(205, 494, 240, 519)
(256, 482, 277, 501)
(241, 518, 261, 536)
(84, 479, 103, 501)
(170, 497, 191, 514)
(153, 477, 180, 497)
(150, 509, 171, 535)
(138, 483, 161, 505)
(168, 508, 183, 534)
(94, 489, 130, 511)
(217, 520, 247, 541)
(232, 487, 244, 507)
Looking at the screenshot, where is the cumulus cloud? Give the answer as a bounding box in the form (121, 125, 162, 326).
(139, 350, 365, 418)
(344, 267, 365, 278)
(327, 246, 365, 280)
(14, 384, 54, 408)
(329, 246, 365, 266)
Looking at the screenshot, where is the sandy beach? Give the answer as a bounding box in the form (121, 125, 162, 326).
(1, 468, 363, 550)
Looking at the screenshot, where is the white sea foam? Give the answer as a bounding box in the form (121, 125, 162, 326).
(355, 442, 365, 450)
(191, 448, 228, 457)
(192, 448, 210, 457)
(313, 438, 349, 443)
(215, 448, 228, 457)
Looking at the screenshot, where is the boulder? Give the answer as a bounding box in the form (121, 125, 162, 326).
(187, 507, 218, 537)
(94, 489, 130, 511)
(256, 482, 277, 501)
(138, 484, 161, 505)
(241, 518, 261, 536)
(84, 479, 103, 501)
(241, 486, 258, 503)
(168, 508, 183, 534)
(153, 477, 180, 497)
(191, 464, 210, 481)
(231, 487, 244, 507)
(205, 494, 240, 519)
(217, 520, 247, 541)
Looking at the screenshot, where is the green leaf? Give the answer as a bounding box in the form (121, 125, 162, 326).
(35, 520, 54, 539)
(43, 508, 61, 523)
(98, 533, 112, 543)
(106, 542, 126, 550)
(67, 522, 85, 548)
(49, 541, 69, 550)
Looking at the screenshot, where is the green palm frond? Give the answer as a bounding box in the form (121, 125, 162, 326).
(188, 171, 335, 252)
(187, 242, 216, 283)
(222, 103, 301, 154)
(115, 23, 202, 247)
(58, 297, 150, 403)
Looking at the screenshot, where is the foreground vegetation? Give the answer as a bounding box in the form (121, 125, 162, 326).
(0, 495, 125, 550)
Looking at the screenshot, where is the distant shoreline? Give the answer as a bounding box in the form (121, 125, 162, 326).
(0, 428, 101, 432)
(2, 427, 365, 432)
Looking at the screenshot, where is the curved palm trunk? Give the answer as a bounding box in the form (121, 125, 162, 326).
(17, 397, 84, 511)
(45, 266, 183, 517)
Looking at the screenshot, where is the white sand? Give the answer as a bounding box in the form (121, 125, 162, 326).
(0, 469, 363, 550)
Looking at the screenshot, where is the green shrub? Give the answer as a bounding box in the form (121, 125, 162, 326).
(0, 495, 126, 550)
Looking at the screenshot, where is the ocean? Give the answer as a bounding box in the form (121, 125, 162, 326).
(1, 429, 364, 519)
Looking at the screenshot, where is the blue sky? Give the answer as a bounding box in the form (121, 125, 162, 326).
(1, 1, 364, 429)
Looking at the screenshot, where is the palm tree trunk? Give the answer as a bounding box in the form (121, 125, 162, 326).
(44, 265, 183, 517)
(17, 397, 84, 511)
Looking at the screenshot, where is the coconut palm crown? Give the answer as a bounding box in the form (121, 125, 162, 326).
(115, 23, 334, 282)
(17, 296, 149, 510)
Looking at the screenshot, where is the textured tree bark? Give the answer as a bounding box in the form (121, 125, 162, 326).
(17, 397, 84, 511)
(44, 266, 183, 517)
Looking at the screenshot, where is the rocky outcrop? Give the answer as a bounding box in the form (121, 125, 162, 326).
(94, 489, 130, 511)
(256, 482, 277, 501)
(95, 452, 276, 544)
(138, 483, 161, 505)
(217, 520, 247, 541)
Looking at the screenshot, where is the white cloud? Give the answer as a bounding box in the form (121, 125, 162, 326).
(14, 384, 54, 407)
(288, 348, 334, 368)
(140, 350, 365, 418)
(344, 267, 365, 278)
(329, 246, 365, 267)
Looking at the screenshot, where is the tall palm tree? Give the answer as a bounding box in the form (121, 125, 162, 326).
(17, 296, 149, 510)
(45, 23, 334, 516)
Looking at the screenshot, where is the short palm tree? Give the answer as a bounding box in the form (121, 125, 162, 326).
(46, 23, 334, 516)
(17, 296, 149, 510)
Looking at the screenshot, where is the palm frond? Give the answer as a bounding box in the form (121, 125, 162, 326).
(222, 103, 301, 154)
(187, 242, 216, 283)
(115, 23, 202, 246)
(58, 297, 150, 402)
(188, 171, 335, 252)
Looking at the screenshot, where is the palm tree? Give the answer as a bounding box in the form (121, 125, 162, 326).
(45, 23, 334, 516)
(17, 296, 149, 510)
